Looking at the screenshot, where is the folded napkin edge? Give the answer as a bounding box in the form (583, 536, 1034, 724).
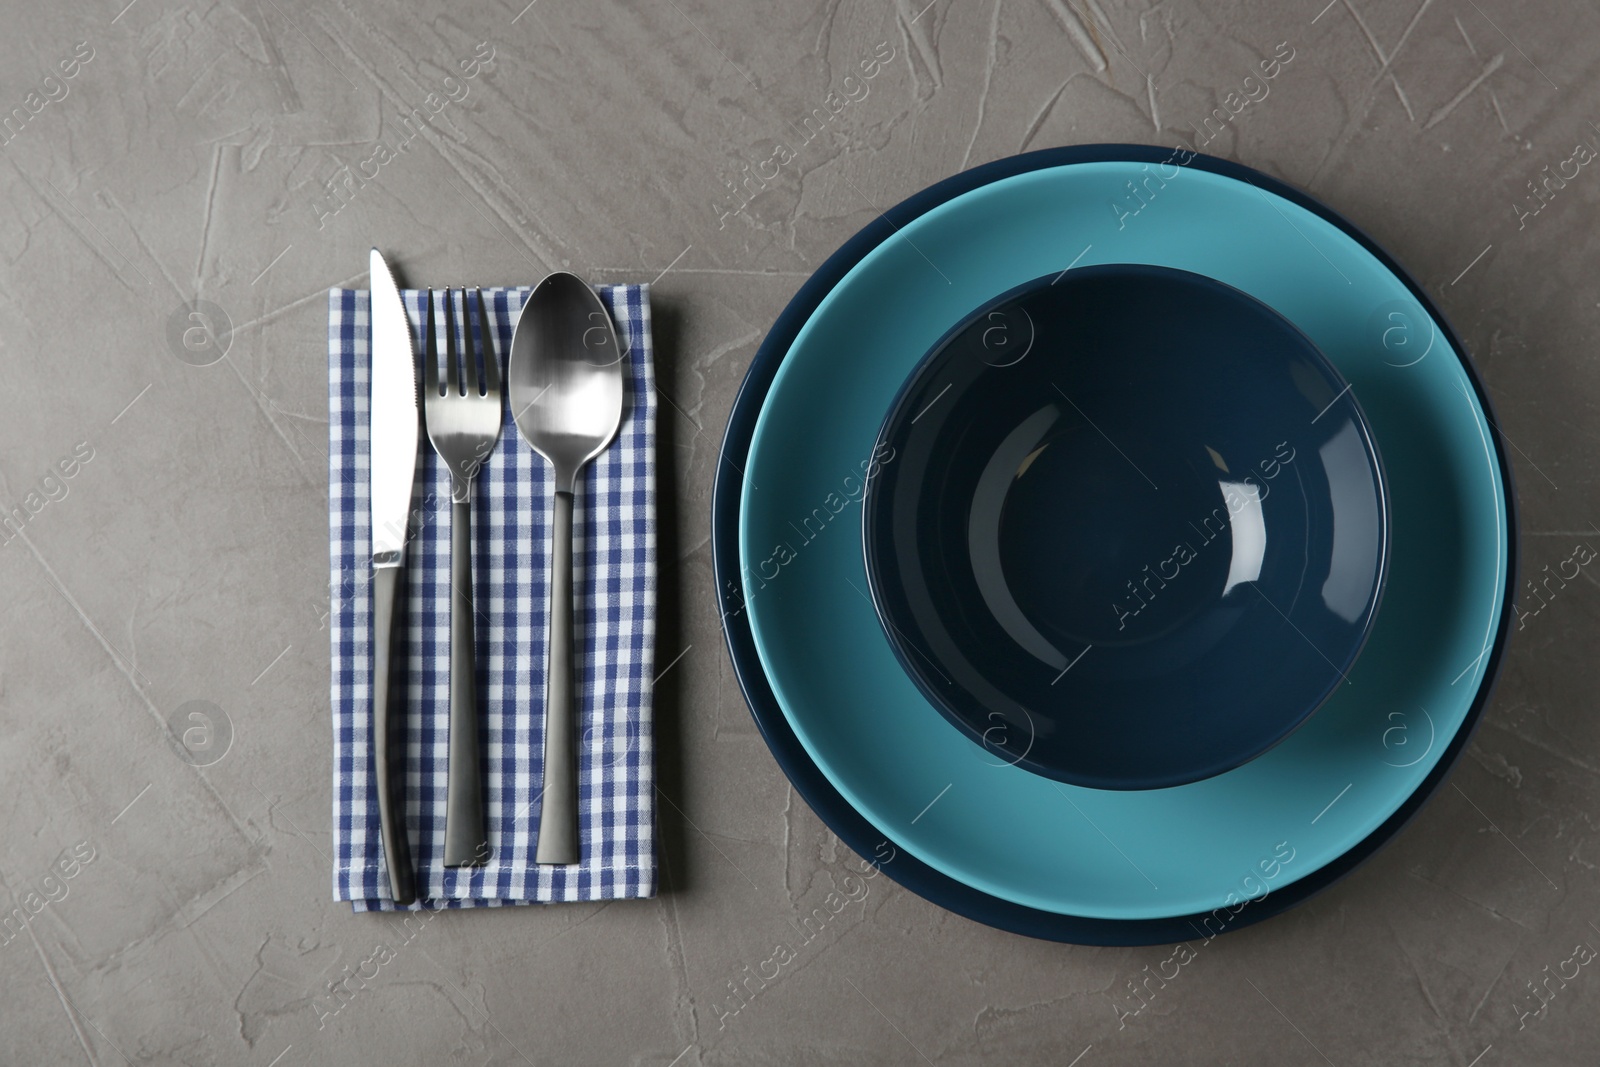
(336, 863, 655, 874)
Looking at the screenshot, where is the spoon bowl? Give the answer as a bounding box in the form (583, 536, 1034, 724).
(510, 273, 625, 490)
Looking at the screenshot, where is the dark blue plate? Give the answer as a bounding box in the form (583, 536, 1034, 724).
(713, 145, 1516, 944)
(863, 264, 1389, 789)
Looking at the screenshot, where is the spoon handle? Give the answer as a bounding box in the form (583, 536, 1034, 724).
(536, 489, 580, 864)
(443, 497, 488, 867)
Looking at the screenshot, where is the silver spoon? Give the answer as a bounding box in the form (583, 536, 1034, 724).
(508, 273, 624, 865)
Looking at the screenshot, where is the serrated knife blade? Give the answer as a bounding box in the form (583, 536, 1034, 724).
(368, 247, 418, 905)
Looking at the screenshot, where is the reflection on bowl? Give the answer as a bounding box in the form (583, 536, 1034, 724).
(862, 264, 1389, 790)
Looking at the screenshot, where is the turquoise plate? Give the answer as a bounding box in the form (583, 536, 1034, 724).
(714, 146, 1516, 942)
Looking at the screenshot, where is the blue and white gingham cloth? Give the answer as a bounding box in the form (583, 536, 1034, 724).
(328, 284, 657, 910)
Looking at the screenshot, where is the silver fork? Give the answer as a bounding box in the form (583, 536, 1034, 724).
(423, 287, 502, 868)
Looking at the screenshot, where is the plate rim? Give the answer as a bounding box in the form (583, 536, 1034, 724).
(711, 143, 1519, 945)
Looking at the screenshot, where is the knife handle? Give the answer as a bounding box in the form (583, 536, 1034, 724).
(536, 489, 580, 865)
(443, 498, 488, 867)
(371, 565, 417, 904)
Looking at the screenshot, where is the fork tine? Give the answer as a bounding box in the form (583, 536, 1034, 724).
(424, 287, 440, 397)
(477, 289, 499, 396)
(443, 287, 461, 396)
(460, 287, 480, 397)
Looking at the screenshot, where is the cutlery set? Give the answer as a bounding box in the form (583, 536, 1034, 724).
(367, 250, 624, 904)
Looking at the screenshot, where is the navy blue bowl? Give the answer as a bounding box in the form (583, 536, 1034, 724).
(862, 264, 1390, 790)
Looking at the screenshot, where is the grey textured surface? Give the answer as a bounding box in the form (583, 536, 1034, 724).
(0, 0, 1594, 1064)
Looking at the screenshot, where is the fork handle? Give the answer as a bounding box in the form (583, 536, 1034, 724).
(536, 489, 580, 865)
(371, 565, 416, 905)
(444, 498, 488, 867)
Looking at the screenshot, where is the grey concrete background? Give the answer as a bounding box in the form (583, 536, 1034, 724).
(0, 0, 1594, 1063)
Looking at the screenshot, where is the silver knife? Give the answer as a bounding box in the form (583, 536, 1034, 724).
(369, 248, 419, 905)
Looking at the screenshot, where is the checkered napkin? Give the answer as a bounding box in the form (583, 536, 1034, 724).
(327, 284, 657, 910)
